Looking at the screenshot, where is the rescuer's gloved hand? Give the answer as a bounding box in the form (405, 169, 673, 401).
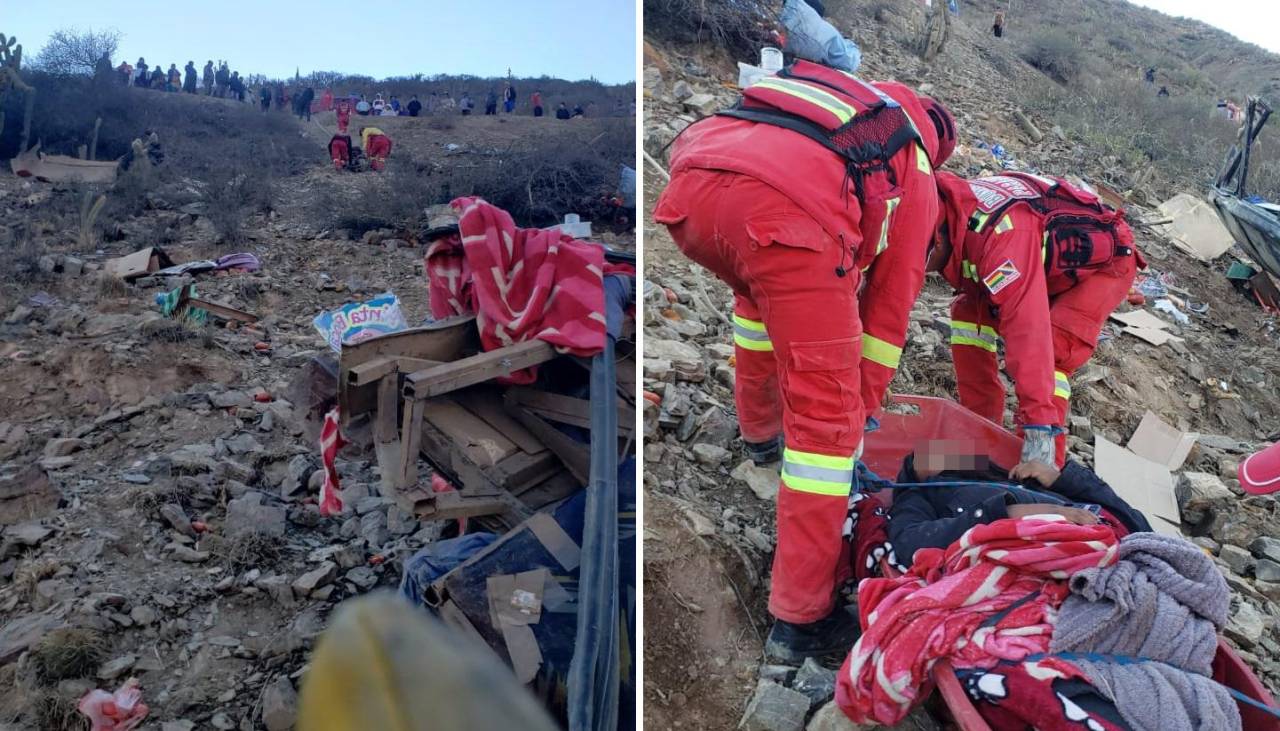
(1020, 426, 1057, 466)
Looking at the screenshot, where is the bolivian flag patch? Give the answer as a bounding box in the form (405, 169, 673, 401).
(982, 259, 1020, 294)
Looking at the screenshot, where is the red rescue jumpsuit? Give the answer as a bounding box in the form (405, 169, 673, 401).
(936, 172, 1140, 465)
(361, 128, 392, 171)
(654, 80, 941, 624)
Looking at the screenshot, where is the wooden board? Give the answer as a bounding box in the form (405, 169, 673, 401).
(403, 341, 556, 401)
(517, 471, 582, 511)
(494, 451, 563, 495)
(417, 416, 532, 524)
(338, 316, 478, 424)
(507, 405, 591, 486)
(424, 399, 519, 468)
(453, 388, 547, 455)
(507, 387, 636, 438)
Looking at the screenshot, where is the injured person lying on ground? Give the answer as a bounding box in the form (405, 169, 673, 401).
(836, 447, 1244, 731)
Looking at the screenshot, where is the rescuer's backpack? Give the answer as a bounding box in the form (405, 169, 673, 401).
(964, 172, 1140, 292)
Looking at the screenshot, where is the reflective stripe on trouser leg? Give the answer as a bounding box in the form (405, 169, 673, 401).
(782, 448, 855, 496)
(733, 313, 773, 352)
(1053, 370, 1072, 400)
(861, 334, 902, 369)
(950, 320, 999, 352)
(1052, 383, 1070, 468)
(733, 303, 782, 443)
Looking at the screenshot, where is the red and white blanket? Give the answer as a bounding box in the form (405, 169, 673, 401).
(424, 198, 633, 383)
(836, 517, 1119, 726)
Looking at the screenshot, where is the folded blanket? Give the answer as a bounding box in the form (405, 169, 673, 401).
(1051, 533, 1228, 675)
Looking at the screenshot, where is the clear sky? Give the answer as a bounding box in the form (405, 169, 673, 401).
(5, 1, 637, 83)
(1127, 0, 1280, 55)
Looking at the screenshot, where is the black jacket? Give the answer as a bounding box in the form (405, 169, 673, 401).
(407, 100, 422, 116)
(887, 457, 1152, 567)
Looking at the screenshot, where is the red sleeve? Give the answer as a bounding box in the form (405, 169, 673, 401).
(979, 209, 1060, 427)
(857, 145, 936, 415)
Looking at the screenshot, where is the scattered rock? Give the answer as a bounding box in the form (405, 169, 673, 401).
(345, 566, 378, 592)
(732, 460, 780, 501)
(1256, 559, 1280, 583)
(97, 654, 137, 681)
(1225, 601, 1265, 649)
(1176, 472, 1233, 510)
(225, 432, 263, 455)
(0, 612, 65, 664)
(225, 492, 287, 538)
(280, 455, 314, 498)
(671, 80, 694, 101)
(262, 676, 298, 731)
(739, 679, 809, 731)
(292, 561, 338, 598)
(121, 473, 152, 484)
(43, 437, 87, 458)
(683, 93, 719, 117)
(793, 658, 837, 708)
(1221, 544, 1255, 575)
(167, 544, 209, 563)
(159, 503, 196, 537)
(1250, 537, 1280, 564)
(692, 443, 731, 467)
(806, 702, 861, 731)
(1067, 415, 1094, 441)
(130, 605, 158, 626)
(210, 390, 253, 409)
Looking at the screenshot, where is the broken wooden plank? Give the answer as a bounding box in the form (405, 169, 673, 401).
(403, 341, 557, 401)
(417, 491, 513, 522)
(423, 399, 519, 468)
(494, 451, 563, 495)
(338, 316, 479, 424)
(347, 356, 442, 386)
(417, 417, 533, 523)
(507, 387, 636, 437)
(518, 471, 583, 511)
(506, 404, 591, 486)
(395, 399, 425, 492)
(453, 388, 547, 455)
(175, 285, 258, 324)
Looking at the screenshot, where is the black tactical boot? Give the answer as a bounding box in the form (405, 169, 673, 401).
(744, 436, 782, 466)
(764, 606, 861, 664)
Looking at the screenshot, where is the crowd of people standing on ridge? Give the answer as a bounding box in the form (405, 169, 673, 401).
(106, 54, 247, 101)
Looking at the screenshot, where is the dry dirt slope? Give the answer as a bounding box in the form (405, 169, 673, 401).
(642, 5, 1280, 730)
(0, 93, 629, 730)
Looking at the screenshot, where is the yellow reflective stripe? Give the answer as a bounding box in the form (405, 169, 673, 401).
(1042, 231, 1049, 264)
(861, 333, 902, 369)
(915, 143, 931, 174)
(733, 314, 767, 332)
(994, 214, 1014, 234)
(1054, 370, 1072, 400)
(876, 197, 901, 255)
(961, 260, 980, 282)
(732, 314, 773, 352)
(971, 212, 992, 232)
(951, 320, 999, 352)
(754, 77, 855, 125)
(735, 333, 774, 352)
(781, 448, 855, 496)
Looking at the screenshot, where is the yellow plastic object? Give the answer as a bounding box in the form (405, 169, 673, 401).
(298, 593, 560, 731)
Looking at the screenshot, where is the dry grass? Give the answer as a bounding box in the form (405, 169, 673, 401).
(31, 629, 108, 684)
(13, 558, 61, 602)
(95, 273, 129, 299)
(122, 482, 185, 515)
(203, 531, 283, 571)
(140, 317, 202, 343)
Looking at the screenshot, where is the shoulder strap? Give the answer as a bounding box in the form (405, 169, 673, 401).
(716, 105, 849, 160)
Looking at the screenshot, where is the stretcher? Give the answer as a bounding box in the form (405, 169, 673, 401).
(861, 395, 1280, 730)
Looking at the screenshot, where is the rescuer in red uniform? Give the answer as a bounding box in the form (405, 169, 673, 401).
(929, 171, 1143, 466)
(654, 61, 957, 661)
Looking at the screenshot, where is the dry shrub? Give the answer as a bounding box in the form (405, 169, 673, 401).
(140, 317, 201, 343)
(203, 531, 282, 571)
(122, 483, 184, 515)
(1021, 31, 1085, 85)
(30, 629, 108, 684)
(644, 0, 775, 59)
(96, 273, 129, 299)
(14, 558, 61, 600)
(33, 692, 88, 731)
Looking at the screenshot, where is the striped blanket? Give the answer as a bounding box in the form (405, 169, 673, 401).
(836, 516, 1120, 725)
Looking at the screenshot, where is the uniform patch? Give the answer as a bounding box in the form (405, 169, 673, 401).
(982, 259, 1021, 294)
(968, 175, 1043, 213)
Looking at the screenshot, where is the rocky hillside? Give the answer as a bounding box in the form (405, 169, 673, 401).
(643, 2, 1280, 730)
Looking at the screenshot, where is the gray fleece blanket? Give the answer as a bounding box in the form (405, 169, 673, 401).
(1071, 660, 1241, 731)
(1051, 533, 1241, 731)
(1051, 532, 1229, 675)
